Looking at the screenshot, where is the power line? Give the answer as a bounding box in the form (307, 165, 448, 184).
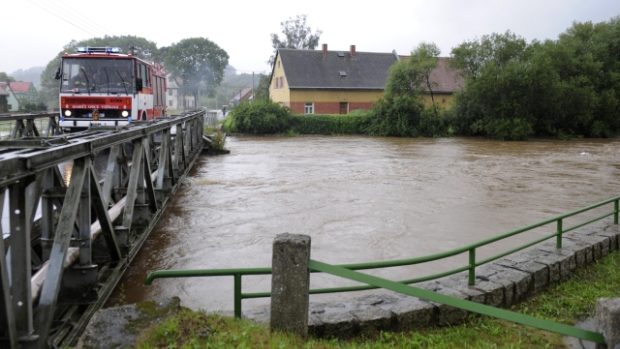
(51, 0, 115, 36)
(27, 0, 98, 37)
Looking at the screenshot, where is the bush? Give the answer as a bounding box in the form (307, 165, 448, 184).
(483, 117, 534, 140)
(289, 112, 371, 135)
(418, 107, 450, 137)
(366, 96, 423, 136)
(226, 101, 291, 134)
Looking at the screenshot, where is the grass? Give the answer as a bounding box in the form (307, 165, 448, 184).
(136, 251, 620, 348)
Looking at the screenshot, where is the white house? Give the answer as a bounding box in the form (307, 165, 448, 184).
(166, 76, 196, 113)
(0, 82, 20, 112)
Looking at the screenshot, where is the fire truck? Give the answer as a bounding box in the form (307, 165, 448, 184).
(57, 47, 166, 129)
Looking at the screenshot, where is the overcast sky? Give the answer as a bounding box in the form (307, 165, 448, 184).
(2, 0, 619, 75)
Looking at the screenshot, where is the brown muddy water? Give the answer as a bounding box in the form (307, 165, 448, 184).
(110, 136, 620, 314)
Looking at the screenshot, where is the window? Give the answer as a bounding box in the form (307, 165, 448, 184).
(274, 76, 285, 89)
(339, 102, 349, 114)
(304, 102, 314, 114)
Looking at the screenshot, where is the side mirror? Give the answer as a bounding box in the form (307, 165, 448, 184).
(136, 78, 143, 91)
(54, 67, 61, 80)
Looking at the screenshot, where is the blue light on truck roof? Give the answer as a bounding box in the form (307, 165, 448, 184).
(75, 47, 122, 54)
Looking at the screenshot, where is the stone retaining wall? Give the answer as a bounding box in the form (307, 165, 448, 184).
(246, 221, 620, 338)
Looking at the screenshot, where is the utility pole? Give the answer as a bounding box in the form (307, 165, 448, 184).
(252, 72, 255, 103)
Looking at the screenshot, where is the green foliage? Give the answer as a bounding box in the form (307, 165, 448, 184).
(452, 18, 620, 139)
(269, 14, 322, 65)
(253, 75, 271, 102)
(290, 112, 371, 135)
(418, 107, 450, 137)
(19, 102, 47, 113)
(0, 72, 15, 82)
(368, 42, 443, 137)
(367, 96, 424, 137)
(164, 37, 229, 102)
(226, 101, 291, 134)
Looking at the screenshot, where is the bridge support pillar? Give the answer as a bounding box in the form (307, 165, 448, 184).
(270, 233, 311, 339)
(59, 264, 98, 304)
(596, 298, 620, 349)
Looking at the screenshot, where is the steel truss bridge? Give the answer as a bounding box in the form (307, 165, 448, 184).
(0, 111, 206, 348)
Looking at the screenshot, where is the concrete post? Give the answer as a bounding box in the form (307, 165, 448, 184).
(596, 298, 620, 349)
(270, 233, 311, 338)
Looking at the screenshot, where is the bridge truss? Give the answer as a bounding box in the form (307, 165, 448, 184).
(0, 111, 205, 348)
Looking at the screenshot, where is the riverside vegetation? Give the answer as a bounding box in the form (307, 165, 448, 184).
(225, 17, 620, 140)
(134, 251, 620, 348)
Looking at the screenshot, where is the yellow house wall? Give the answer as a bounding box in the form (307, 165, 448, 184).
(269, 54, 290, 106)
(421, 93, 457, 109)
(289, 90, 383, 103)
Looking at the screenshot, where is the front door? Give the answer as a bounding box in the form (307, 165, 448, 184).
(339, 102, 348, 115)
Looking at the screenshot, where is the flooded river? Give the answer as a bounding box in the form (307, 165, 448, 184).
(111, 136, 620, 313)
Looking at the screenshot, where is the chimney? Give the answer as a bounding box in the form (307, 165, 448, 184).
(350, 45, 356, 57)
(322, 43, 328, 58)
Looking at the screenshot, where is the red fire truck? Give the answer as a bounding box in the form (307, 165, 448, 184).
(58, 47, 166, 129)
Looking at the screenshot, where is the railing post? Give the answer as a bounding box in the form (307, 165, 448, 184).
(556, 219, 563, 249)
(234, 274, 242, 318)
(614, 199, 619, 225)
(270, 233, 311, 339)
(595, 298, 620, 348)
(468, 248, 476, 286)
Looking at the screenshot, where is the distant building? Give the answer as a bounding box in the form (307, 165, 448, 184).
(9, 81, 38, 104)
(0, 82, 20, 112)
(269, 44, 463, 114)
(398, 56, 464, 108)
(270, 45, 395, 114)
(166, 76, 195, 113)
(229, 87, 253, 106)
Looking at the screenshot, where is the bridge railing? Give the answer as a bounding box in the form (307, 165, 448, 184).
(146, 196, 620, 318)
(0, 112, 61, 139)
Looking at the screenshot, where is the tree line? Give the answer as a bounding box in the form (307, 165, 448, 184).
(450, 17, 620, 139)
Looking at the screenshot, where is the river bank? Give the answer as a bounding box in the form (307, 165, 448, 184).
(87, 249, 620, 348)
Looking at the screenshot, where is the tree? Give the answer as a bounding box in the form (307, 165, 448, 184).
(451, 31, 528, 79)
(410, 43, 441, 117)
(253, 75, 271, 101)
(163, 37, 229, 108)
(269, 14, 321, 65)
(0, 72, 15, 83)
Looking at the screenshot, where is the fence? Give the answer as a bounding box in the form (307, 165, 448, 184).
(146, 196, 619, 319)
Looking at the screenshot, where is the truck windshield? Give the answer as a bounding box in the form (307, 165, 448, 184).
(61, 58, 134, 94)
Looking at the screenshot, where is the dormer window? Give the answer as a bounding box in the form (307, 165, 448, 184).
(337, 52, 345, 57)
(339, 71, 347, 77)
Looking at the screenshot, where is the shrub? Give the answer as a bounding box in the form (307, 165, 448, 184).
(289, 112, 371, 135)
(366, 96, 423, 136)
(418, 107, 450, 137)
(226, 101, 291, 134)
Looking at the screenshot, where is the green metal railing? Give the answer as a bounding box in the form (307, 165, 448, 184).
(145, 196, 620, 319)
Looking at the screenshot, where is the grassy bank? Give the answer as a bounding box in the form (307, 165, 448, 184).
(136, 251, 620, 348)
